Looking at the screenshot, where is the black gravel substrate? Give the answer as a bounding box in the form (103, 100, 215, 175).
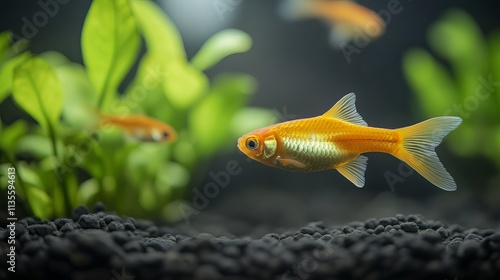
(1, 205, 500, 280)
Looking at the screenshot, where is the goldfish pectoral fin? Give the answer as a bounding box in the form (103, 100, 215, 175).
(394, 116, 462, 191)
(275, 157, 307, 169)
(278, 0, 312, 21)
(328, 24, 354, 49)
(336, 155, 368, 188)
(322, 93, 367, 126)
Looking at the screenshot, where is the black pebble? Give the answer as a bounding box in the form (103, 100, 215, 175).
(72, 205, 89, 221)
(60, 222, 77, 232)
(78, 214, 101, 229)
(108, 221, 125, 232)
(401, 222, 419, 233)
(54, 218, 73, 230)
(8, 209, 500, 280)
(26, 224, 55, 236)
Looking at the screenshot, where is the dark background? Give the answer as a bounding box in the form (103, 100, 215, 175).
(1, 0, 499, 234)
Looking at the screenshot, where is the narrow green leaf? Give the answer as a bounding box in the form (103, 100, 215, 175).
(0, 51, 30, 104)
(191, 29, 252, 71)
(27, 186, 52, 219)
(489, 32, 500, 107)
(0, 31, 11, 61)
(12, 56, 63, 130)
(403, 48, 458, 117)
(82, 0, 140, 109)
(189, 73, 256, 155)
(139, 185, 156, 211)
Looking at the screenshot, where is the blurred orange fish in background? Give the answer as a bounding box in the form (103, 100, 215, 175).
(99, 114, 177, 143)
(279, 0, 386, 47)
(238, 93, 462, 191)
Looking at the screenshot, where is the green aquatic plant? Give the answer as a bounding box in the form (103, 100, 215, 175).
(403, 9, 500, 173)
(0, 0, 275, 220)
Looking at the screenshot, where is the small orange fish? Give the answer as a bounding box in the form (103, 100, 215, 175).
(100, 114, 177, 143)
(238, 93, 462, 191)
(279, 0, 386, 47)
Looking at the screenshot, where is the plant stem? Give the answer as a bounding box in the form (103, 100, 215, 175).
(47, 122, 72, 216)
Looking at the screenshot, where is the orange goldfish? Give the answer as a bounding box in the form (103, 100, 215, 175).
(279, 0, 386, 47)
(237, 93, 462, 191)
(99, 114, 177, 143)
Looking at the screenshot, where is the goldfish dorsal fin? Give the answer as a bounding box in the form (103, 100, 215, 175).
(337, 155, 368, 188)
(322, 93, 367, 126)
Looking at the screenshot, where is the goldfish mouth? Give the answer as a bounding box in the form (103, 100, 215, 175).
(237, 137, 243, 151)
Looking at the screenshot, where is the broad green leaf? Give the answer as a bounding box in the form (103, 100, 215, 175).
(42, 51, 97, 129)
(27, 186, 52, 219)
(12, 56, 63, 130)
(156, 161, 189, 195)
(78, 178, 100, 204)
(447, 123, 477, 157)
(403, 48, 458, 117)
(191, 29, 252, 71)
(172, 138, 197, 167)
(230, 107, 277, 138)
(17, 161, 42, 189)
(131, 0, 207, 109)
(40, 51, 70, 67)
(0, 51, 30, 103)
(189, 73, 256, 155)
(131, 0, 185, 61)
(122, 54, 172, 118)
(429, 9, 487, 99)
(162, 62, 209, 109)
(0, 119, 28, 152)
(82, 0, 140, 109)
(16, 134, 52, 159)
(429, 9, 486, 63)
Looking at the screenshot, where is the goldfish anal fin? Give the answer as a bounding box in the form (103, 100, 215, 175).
(322, 93, 367, 126)
(275, 156, 307, 169)
(394, 116, 462, 191)
(336, 155, 368, 188)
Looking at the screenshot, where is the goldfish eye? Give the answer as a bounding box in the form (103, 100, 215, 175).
(162, 131, 169, 138)
(246, 137, 259, 150)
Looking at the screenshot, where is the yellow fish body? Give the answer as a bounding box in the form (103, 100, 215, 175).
(237, 93, 462, 190)
(279, 0, 386, 47)
(100, 114, 177, 143)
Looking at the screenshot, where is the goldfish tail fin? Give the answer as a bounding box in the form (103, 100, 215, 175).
(394, 116, 462, 191)
(278, 0, 312, 20)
